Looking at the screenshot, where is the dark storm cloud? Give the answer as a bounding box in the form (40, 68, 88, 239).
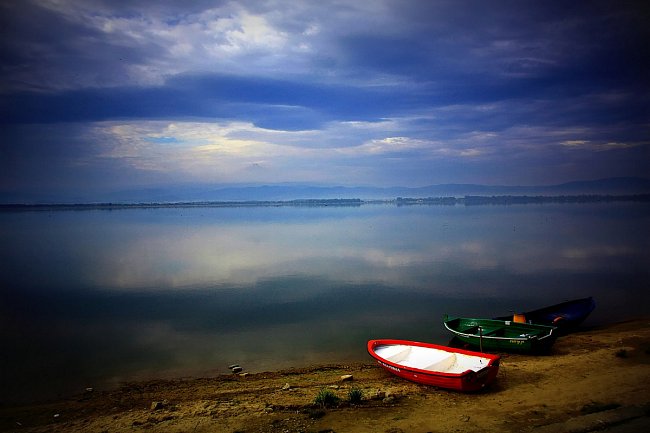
(0, 1, 648, 200)
(1, 73, 409, 129)
(2, 1, 648, 116)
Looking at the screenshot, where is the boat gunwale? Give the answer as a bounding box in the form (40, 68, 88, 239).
(442, 321, 556, 341)
(443, 317, 557, 342)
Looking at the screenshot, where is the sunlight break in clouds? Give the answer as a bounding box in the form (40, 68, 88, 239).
(92, 119, 502, 185)
(91, 120, 398, 184)
(94, 121, 309, 181)
(67, 113, 648, 190)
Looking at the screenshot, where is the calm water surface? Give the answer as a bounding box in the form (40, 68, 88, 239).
(1, 202, 649, 402)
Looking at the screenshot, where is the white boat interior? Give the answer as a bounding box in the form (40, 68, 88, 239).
(374, 344, 490, 374)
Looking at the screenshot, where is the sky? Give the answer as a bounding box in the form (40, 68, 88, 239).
(1, 0, 649, 201)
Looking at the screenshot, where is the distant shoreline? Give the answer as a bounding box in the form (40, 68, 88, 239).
(1, 194, 649, 211)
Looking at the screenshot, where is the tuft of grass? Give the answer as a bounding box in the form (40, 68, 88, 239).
(348, 386, 364, 404)
(305, 408, 326, 419)
(314, 388, 340, 408)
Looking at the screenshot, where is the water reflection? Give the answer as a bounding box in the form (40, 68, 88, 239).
(1, 203, 648, 402)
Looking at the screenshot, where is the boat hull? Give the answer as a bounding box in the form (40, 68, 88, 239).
(444, 317, 558, 354)
(367, 339, 500, 392)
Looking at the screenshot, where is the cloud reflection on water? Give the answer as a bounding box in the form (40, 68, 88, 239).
(4, 204, 646, 291)
(89, 205, 648, 292)
(1, 203, 648, 402)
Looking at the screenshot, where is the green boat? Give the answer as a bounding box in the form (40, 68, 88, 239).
(443, 316, 558, 353)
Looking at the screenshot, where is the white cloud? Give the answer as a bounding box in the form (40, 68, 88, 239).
(354, 136, 430, 154)
(86, 117, 513, 186)
(10, 0, 325, 89)
(561, 139, 642, 152)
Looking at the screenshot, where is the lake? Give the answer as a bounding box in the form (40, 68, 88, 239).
(1, 201, 649, 403)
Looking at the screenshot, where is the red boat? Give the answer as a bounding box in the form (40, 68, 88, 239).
(367, 339, 500, 392)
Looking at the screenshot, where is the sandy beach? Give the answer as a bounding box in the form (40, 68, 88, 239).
(2, 319, 649, 433)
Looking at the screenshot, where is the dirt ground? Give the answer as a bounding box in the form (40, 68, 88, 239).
(2, 319, 650, 433)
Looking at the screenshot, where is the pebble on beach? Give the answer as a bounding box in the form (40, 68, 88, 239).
(151, 400, 168, 410)
(229, 364, 243, 373)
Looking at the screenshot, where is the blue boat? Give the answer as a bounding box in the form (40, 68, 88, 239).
(496, 297, 595, 334)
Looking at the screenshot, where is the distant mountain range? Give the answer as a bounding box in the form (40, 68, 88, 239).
(101, 176, 650, 203)
(3, 177, 650, 204)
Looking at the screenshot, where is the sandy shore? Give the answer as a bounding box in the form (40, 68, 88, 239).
(2, 319, 649, 433)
